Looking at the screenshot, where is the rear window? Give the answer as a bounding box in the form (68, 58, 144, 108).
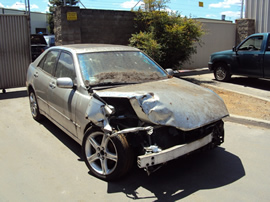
(31, 35, 47, 45)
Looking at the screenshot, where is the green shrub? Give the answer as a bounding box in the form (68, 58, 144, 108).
(129, 11, 204, 69)
(129, 31, 163, 62)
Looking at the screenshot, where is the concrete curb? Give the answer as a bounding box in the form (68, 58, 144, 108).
(202, 83, 270, 103)
(225, 115, 270, 129)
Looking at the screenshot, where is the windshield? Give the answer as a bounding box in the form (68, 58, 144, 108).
(77, 51, 168, 86)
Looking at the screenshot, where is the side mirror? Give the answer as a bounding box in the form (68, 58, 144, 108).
(232, 46, 237, 52)
(166, 68, 174, 76)
(56, 77, 74, 89)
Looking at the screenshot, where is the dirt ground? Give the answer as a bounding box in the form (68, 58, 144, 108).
(202, 85, 270, 121)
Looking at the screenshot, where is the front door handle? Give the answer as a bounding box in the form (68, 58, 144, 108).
(49, 82, 56, 89)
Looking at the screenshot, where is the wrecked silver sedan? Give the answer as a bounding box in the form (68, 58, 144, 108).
(26, 44, 229, 180)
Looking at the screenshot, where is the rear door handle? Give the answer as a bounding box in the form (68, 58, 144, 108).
(34, 72, 38, 77)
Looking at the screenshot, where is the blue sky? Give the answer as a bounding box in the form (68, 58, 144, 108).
(0, 0, 244, 22)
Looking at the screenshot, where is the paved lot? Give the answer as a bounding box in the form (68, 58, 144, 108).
(1, 87, 270, 201)
(178, 71, 270, 128)
(178, 70, 270, 101)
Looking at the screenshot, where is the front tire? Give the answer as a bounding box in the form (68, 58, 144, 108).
(82, 128, 133, 181)
(214, 63, 231, 81)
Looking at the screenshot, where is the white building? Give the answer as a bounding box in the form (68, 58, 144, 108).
(0, 8, 48, 34)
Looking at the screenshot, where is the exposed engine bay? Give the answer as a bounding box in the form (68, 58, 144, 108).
(86, 92, 225, 174)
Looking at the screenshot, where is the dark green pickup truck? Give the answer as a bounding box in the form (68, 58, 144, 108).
(208, 32, 270, 81)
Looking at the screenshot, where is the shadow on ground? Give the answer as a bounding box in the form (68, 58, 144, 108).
(39, 117, 245, 202)
(40, 118, 82, 159)
(107, 148, 245, 201)
(229, 77, 270, 91)
(180, 74, 270, 92)
(0, 90, 28, 100)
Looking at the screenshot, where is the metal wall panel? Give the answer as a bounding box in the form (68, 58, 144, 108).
(0, 15, 31, 91)
(245, 0, 270, 33)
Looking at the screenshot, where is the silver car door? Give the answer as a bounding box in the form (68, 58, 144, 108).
(47, 51, 78, 137)
(33, 50, 59, 115)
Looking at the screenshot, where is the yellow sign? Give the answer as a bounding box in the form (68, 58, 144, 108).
(199, 1, 204, 7)
(67, 12, 77, 21)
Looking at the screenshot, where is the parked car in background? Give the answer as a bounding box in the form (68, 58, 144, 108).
(26, 44, 229, 180)
(208, 32, 270, 81)
(44, 35, 55, 48)
(30, 34, 47, 61)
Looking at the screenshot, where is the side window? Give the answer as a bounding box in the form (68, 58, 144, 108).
(238, 36, 263, 51)
(37, 54, 46, 69)
(55, 52, 76, 80)
(38, 50, 59, 75)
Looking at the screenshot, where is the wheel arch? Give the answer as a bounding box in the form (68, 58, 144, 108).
(211, 54, 233, 72)
(27, 84, 34, 95)
(212, 60, 228, 70)
(83, 123, 101, 137)
(81, 125, 134, 180)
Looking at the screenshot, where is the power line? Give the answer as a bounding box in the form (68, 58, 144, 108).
(132, 0, 142, 10)
(78, 0, 86, 9)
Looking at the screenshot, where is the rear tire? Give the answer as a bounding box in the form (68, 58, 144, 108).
(82, 128, 133, 181)
(214, 63, 231, 81)
(29, 90, 43, 121)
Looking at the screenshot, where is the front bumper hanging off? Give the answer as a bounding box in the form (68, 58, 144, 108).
(137, 133, 213, 168)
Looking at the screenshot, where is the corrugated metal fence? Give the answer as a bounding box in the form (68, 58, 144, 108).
(0, 15, 31, 92)
(245, 0, 270, 33)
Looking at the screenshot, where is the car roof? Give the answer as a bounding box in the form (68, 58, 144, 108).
(51, 44, 140, 54)
(249, 32, 270, 37)
(44, 35, 55, 38)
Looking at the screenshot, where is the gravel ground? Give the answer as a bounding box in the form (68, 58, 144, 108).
(202, 85, 270, 121)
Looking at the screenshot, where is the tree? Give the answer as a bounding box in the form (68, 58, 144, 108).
(129, 11, 204, 69)
(143, 0, 170, 11)
(49, 0, 78, 7)
(47, 0, 78, 34)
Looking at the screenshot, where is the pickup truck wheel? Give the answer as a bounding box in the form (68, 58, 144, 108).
(82, 129, 133, 181)
(214, 64, 231, 81)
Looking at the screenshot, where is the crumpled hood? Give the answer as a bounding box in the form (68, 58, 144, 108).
(96, 77, 229, 131)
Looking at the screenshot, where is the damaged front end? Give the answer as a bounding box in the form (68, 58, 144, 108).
(136, 120, 224, 174)
(84, 78, 228, 175)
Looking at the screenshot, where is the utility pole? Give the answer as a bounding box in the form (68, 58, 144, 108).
(240, 0, 244, 18)
(25, 0, 31, 34)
